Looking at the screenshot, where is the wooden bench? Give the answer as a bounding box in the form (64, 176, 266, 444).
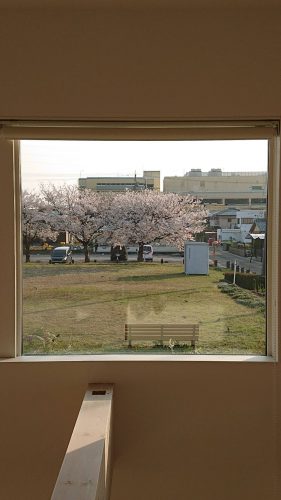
(125, 323, 199, 348)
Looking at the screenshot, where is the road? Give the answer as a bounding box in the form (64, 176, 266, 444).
(25, 252, 184, 264)
(210, 246, 263, 275)
(25, 247, 263, 274)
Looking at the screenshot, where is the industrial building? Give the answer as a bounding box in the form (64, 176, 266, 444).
(164, 168, 267, 209)
(79, 170, 160, 191)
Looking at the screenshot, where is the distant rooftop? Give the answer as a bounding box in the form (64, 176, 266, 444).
(184, 169, 267, 177)
(252, 219, 267, 233)
(210, 207, 240, 216)
(79, 170, 160, 180)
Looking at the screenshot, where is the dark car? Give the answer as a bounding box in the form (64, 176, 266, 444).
(49, 246, 74, 264)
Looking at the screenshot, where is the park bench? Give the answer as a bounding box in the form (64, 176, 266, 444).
(125, 323, 199, 348)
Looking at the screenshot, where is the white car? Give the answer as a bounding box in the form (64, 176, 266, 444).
(143, 244, 153, 262)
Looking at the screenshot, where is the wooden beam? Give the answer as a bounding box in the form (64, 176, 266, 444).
(51, 384, 113, 500)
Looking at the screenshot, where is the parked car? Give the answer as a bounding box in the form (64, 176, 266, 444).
(143, 244, 153, 262)
(49, 246, 74, 264)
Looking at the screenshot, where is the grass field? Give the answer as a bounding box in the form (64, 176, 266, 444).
(22, 262, 266, 355)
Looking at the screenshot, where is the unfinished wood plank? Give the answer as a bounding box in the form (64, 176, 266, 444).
(51, 384, 113, 500)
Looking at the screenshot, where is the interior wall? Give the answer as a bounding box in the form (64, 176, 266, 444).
(0, 5, 280, 120)
(0, 4, 280, 500)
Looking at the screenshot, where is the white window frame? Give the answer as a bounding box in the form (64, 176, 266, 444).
(0, 119, 279, 362)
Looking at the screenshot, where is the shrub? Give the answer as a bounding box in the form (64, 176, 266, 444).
(223, 272, 265, 292)
(218, 282, 265, 313)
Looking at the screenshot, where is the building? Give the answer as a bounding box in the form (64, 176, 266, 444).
(164, 168, 267, 209)
(79, 170, 160, 191)
(0, 2, 280, 500)
(210, 208, 265, 229)
(210, 208, 265, 243)
(209, 207, 240, 229)
(249, 219, 267, 258)
(250, 218, 267, 236)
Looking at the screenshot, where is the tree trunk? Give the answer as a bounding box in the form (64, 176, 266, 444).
(137, 242, 144, 262)
(83, 244, 90, 263)
(110, 245, 115, 261)
(24, 238, 31, 263)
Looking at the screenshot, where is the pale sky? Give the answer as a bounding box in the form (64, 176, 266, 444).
(21, 140, 268, 191)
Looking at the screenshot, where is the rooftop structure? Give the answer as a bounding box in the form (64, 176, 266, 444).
(79, 170, 160, 192)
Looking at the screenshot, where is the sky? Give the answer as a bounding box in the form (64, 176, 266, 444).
(20, 139, 268, 191)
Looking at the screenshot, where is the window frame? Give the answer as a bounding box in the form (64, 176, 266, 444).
(0, 119, 279, 362)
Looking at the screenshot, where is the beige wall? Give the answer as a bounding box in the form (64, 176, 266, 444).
(164, 172, 267, 208)
(0, 3, 281, 500)
(79, 171, 160, 191)
(164, 173, 266, 194)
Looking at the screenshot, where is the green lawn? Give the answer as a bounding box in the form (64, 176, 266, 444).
(22, 262, 266, 355)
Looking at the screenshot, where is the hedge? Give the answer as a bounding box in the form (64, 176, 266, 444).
(223, 272, 265, 292)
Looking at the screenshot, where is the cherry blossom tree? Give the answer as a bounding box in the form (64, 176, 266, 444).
(22, 191, 57, 263)
(106, 190, 208, 261)
(40, 184, 113, 262)
(34, 185, 207, 263)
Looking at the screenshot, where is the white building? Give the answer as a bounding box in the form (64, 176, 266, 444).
(215, 209, 265, 243)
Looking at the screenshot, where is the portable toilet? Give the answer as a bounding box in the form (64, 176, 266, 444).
(184, 242, 209, 275)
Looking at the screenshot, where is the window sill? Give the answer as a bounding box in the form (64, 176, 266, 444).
(0, 354, 277, 363)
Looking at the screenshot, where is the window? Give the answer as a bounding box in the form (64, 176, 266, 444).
(225, 198, 250, 205)
(251, 198, 267, 205)
(203, 198, 223, 204)
(0, 120, 279, 360)
(241, 218, 254, 224)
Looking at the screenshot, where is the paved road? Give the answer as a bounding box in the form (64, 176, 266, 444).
(25, 253, 184, 264)
(210, 247, 263, 275)
(25, 248, 263, 274)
